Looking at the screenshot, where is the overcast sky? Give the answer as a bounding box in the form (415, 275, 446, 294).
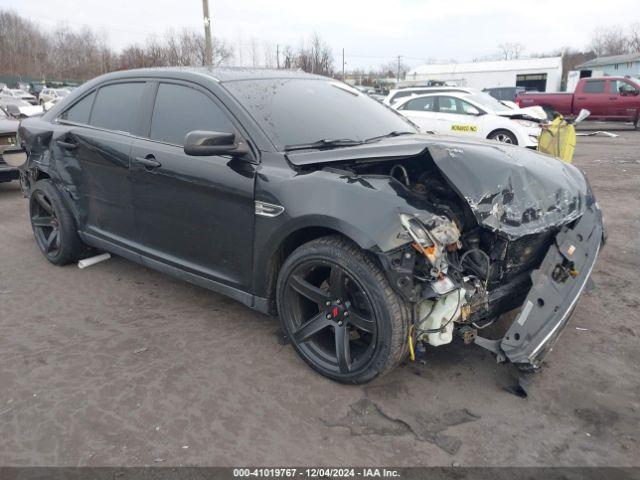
(3, 0, 639, 70)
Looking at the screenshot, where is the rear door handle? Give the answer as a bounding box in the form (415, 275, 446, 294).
(56, 139, 78, 150)
(134, 155, 161, 169)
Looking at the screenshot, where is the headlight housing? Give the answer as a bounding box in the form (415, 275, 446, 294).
(399, 213, 432, 246)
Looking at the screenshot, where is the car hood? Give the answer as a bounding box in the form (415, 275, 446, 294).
(0, 118, 19, 133)
(286, 135, 590, 239)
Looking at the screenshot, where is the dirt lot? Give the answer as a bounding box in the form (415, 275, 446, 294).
(1, 123, 639, 467)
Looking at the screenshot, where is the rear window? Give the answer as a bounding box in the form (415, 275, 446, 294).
(89, 82, 145, 134)
(583, 80, 605, 94)
(61, 91, 96, 124)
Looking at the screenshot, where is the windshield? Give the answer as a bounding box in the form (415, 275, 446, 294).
(14, 90, 29, 96)
(463, 91, 513, 112)
(224, 78, 416, 149)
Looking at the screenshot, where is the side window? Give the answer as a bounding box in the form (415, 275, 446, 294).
(61, 91, 96, 124)
(438, 96, 459, 114)
(403, 97, 436, 111)
(611, 80, 637, 95)
(150, 83, 233, 146)
(89, 82, 145, 134)
(609, 80, 622, 94)
(583, 80, 605, 94)
(459, 99, 481, 115)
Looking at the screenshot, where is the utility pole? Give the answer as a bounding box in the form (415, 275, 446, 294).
(396, 55, 401, 84)
(342, 48, 345, 81)
(202, 0, 213, 66)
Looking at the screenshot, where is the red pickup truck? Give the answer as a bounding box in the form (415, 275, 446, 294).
(516, 76, 640, 127)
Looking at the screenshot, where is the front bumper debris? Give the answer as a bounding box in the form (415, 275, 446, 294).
(475, 203, 603, 369)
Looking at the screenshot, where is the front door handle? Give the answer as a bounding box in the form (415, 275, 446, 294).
(134, 155, 161, 169)
(56, 139, 78, 150)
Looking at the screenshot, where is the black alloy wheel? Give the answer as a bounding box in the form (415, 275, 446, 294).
(29, 180, 85, 265)
(31, 190, 62, 258)
(285, 260, 377, 375)
(277, 236, 409, 383)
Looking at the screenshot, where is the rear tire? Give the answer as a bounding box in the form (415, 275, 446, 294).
(29, 180, 85, 265)
(276, 235, 410, 384)
(488, 129, 518, 145)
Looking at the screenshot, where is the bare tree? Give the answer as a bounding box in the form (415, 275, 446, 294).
(294, 33, 333, 75)
(379, 59, 409, 79)
(589, 25, 629, 56)
(498, 42, 526, 60)
(628, 22, 640, 53)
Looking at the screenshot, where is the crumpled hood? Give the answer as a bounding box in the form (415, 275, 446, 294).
(287, 135, 590, 239)
(428, 141, 589, 238)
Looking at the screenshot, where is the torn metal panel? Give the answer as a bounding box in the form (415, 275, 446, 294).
(427, 141, 590, 239)
(495, 202, 603, 367)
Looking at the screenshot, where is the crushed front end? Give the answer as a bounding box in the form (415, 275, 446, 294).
(380, 200, 603, 371)
(366, 140, 605, 371)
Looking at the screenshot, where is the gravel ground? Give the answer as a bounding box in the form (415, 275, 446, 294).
(0, 123, 639, 467)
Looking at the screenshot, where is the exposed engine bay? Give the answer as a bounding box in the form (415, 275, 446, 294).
(305, 147, 600, 366)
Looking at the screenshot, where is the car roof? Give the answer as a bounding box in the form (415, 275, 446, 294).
(93, 66, 327, 84)
(392, 86, 471, 93)
(397, 91, 471, 101)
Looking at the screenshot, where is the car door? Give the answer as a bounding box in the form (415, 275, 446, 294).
(606, 79, 640, 120)
(130, 81, 256, 291)
(56, 82, 145, 247)
(436, 96, 483, 138)
(397, 96, 438, 132)
(576, 79, 609, 118)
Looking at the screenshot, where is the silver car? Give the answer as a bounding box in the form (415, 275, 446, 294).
(0, 88, 38, 105)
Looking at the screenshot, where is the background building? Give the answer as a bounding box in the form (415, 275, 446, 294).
(574, 52, 640, 79)
(406, 57, 563, 92)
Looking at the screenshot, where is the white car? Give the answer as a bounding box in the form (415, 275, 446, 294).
(393, 91, 541, 147)
(383, 86, 478, 106)
(39, 87, 70, 106)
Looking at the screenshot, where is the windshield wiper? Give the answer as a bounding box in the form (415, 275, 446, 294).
(364, 131, 415, 143)
(284, 138, 364, 152)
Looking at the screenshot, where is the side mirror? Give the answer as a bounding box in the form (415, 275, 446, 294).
(467, 106, 481, 115)
(183, 130, 248, 157)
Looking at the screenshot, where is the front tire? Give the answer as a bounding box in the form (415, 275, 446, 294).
(488, 129, 518, 145)
(29, 180, 85, 265)
(276, 235, 410, 384)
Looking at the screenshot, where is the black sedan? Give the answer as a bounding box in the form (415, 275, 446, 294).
(16, 68, 604, 383)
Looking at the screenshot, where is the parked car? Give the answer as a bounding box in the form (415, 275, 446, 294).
(0, 97, 43, 118)
(0, 106, 20, 183)
(16, 68, 603, 383)
(39, 87, 71, 106)
(483, 86, 526, 103)
(0, 88, 38, 105)
(394, 91, 541, 147)
(383, 86, 473, 106)
(17, 82, 32, 92)
(30, 82, 46, 98)
(0, 82, 8, 92)
(516, 76, 640, 127)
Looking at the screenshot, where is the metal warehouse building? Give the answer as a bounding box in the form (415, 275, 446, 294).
(575, 52, 640, 79)
(406, 57, 563, 93)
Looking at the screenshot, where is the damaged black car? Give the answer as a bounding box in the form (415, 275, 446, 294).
(15, 68, 604, 383)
